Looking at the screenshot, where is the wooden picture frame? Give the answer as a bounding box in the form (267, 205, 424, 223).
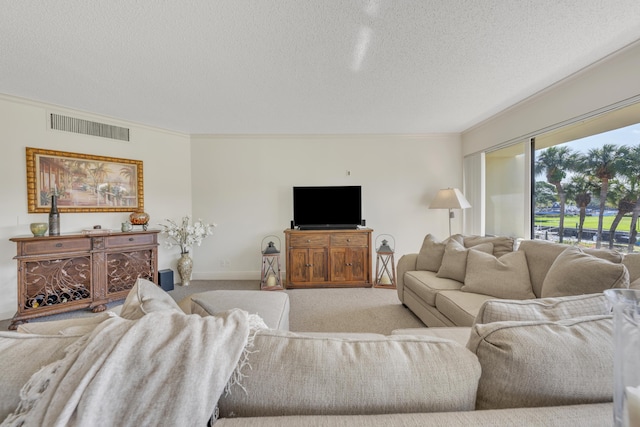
(26, 147, 144, 213)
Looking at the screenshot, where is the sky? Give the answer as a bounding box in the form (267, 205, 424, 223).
(535, 122, 640, 182)
(563, 122, 640, 153)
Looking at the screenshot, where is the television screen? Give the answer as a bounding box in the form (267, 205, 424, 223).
(293, 186, 362, 230)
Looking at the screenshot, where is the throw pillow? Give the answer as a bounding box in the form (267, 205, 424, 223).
(436, 240, 493, 283)
(462, 250, 535, 299)
(463, 235, 515, 258)
(519, 239, 624, 298)
(467, 315, 613, 410)
(119, 278, 182, 320)
(623, 253, 640, 283)
(474, 293, 610, 325)
(541, 246, 630, 298)
(416, 234, 463, 272)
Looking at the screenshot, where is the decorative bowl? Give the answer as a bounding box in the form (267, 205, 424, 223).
(129, 212, 150, 225)
(30, 222, 48, 237)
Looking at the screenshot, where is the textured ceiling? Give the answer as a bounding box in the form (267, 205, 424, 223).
(2, 1, 640, 135)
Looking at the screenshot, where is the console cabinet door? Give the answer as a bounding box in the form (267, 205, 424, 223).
(330, 247, 368, 282)
(347, 246, 368, 282)
(308, 248, 328, 282)
(329, 247, 348, 282)
(289, 248, 327, 284)
(289, 248, 310, 283)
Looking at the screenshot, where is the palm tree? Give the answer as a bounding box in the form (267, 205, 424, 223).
(534, 181, 557, 209)
(87, 163, 112, 193)
(618, 145, 640, 252)
(565, 174, 596, 243)
(606, 179, 637, 249)
(535, 146, 578, 243)
(582, 144, 626, 248)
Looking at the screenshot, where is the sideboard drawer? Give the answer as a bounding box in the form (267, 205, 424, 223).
(20, 238, 92, 256)
(289, 234, 330, 247)
(330, 233, 368, 246)
(105, 233, 156, 248)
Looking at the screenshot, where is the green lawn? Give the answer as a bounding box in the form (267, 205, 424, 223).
(534, 214, 638, 231)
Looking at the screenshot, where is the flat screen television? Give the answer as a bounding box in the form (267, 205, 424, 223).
(292, 186, 362, 230)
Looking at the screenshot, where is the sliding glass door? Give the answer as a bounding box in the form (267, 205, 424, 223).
(484, 141, 530, 240)
(465, 101, 640, 253)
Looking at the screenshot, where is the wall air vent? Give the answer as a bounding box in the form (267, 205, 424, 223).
(50, 113, 130, 142)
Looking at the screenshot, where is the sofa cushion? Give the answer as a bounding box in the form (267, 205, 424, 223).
(214, 403, 614, 426)
(185, 290, 290, 330)
(403, 270, 463, 306)
(463, 235, 515, 258)
(467, 315, 613, 410)
(435, 290, 495, 327)
(119, 278, 182, 320)
(218, 330, 481, 417)
(462, 250, 535, 300)
(474, 293, 611, 325)
(541, 246, 629, 298)
(416, 234, 463, 272)
(0, 332, 81, 421)
(436, 240, 493, 283)
(631, 277, 640, 290)
(623, 252, 640, 283)
(518, 239, 623, 297)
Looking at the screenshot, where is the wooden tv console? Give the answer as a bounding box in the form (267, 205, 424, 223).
(9, 230, 158, 329)
(284, 228, 372, 288)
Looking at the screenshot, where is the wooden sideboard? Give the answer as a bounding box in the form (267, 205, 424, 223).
(284, 228, 372, 288)
(9, 230, 159, 329)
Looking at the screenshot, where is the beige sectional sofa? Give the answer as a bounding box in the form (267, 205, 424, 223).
(397, 235, 639, 327)
(0, 278, 616, 426)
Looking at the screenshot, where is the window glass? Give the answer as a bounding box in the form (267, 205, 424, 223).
(534, 118, 640, 253)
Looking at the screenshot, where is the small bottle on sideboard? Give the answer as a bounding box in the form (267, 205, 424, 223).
(48, 194, 60, 236)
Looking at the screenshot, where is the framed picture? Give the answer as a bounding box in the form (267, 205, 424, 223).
(26, 147, 144, 213)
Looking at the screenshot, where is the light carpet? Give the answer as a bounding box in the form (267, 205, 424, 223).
(1, 281, 426, 334)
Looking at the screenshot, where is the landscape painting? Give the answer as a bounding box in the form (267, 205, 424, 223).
(26, 147, 144, 213)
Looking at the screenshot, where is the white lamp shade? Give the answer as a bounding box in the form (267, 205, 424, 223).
(429, 188, 471, 210)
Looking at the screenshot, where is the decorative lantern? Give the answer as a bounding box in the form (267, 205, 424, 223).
(260, 236, 283, 290)
(374, 234, 396, 288)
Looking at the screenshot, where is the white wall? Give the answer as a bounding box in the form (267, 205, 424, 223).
(0, 95, 192, 320)
(0, 95, 462, 320)
(463, 40, 640, 155)
(190, 134, 463, 280)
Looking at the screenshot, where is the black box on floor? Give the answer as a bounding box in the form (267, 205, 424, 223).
(158, 269, 174, 292)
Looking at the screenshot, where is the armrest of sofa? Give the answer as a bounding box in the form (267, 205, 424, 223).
(396, 253, 418, 303)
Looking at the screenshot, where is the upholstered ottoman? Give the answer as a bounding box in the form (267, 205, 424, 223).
(179, 290, 290, 330)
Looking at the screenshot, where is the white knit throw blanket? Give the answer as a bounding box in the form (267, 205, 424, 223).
(2, 309, 264, 427)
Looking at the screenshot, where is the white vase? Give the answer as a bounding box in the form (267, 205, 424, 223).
(177, 252, 193, 286)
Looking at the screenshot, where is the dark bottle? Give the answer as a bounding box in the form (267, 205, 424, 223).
(48, 194, 60, 236)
